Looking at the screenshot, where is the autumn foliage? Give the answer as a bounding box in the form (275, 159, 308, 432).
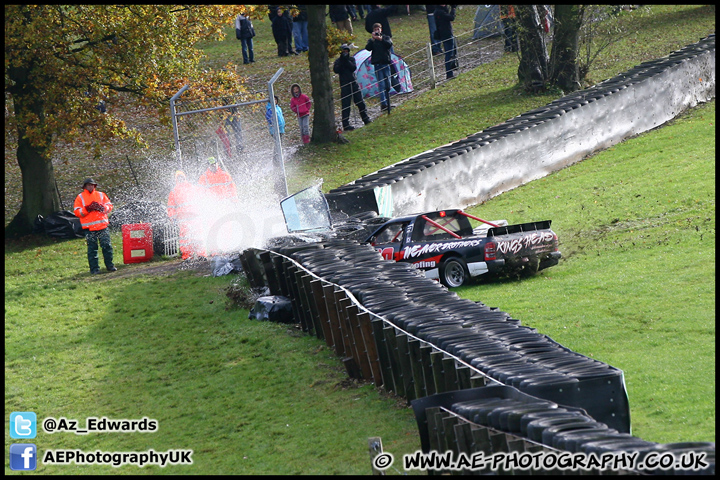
(6, 6, 271, 148)
(5, 5, 266, 235)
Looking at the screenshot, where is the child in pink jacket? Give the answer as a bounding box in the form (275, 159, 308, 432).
(289, 83, 312, 144)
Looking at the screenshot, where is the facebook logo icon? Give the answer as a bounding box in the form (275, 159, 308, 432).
(10, 411, 37, 439)
(10, 444, 37, 471)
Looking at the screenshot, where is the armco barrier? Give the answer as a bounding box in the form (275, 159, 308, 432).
(325, 35, 715, 217)
(241, 245, 715, 474)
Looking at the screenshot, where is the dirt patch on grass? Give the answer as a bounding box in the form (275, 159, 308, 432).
(90, 256, 213, 281)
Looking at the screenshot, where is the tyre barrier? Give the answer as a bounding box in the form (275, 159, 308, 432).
(238, 36, 715, 470)
(413, 386, 714, 474)
(240, 244, 714, 473)
(325, 35, 715, 217)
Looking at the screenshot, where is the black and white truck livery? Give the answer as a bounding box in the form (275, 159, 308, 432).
(364, 209, 561, 287)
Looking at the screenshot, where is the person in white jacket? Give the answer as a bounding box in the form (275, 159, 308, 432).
(235, 13, 255, 64)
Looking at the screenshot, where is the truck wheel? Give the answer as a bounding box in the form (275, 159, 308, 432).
(520, 256, 540, 277)
(440, 257, 468, 288)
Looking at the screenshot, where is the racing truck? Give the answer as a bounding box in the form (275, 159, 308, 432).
(276, 186, 561, 287)
(363, 209, 561, 287)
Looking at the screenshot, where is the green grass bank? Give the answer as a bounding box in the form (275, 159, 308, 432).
(5, 4, 714, 475)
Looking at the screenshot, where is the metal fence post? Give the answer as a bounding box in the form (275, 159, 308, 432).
(170, 84, 190, 168)
(368, 437, 386, 476)
(268, 68, 288, 197)
(427, 43, 436, 89)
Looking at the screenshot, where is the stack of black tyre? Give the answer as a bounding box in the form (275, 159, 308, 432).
(258, 240, 630, 433)
(242, 235, 714, 474)
(412, 385, 715, 475)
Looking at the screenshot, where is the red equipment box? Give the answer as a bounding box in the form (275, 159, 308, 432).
(122, 223, 153, 264)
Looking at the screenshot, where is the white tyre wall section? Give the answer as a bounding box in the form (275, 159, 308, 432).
(325, 35, 715, 216)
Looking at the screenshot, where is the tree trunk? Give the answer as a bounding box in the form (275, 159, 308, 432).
(549, 5, 582, 92)
(6, 68, 60, 237)
(515, 5, 549, 92)
(307, 5, 337, 143)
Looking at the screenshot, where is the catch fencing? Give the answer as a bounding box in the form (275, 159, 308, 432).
(251, 18, 509, 141)
(169, 75, 288, 196)
(167, 19, 508, 160)
(331, 19, 507, 129)
(158, 72, 291, 257)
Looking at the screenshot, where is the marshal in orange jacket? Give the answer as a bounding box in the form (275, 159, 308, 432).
(73, 189, 114, 231)
(198, 166, 238, 201)
(167, 178, 199, 221)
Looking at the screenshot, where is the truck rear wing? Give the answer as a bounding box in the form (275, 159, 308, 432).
(472, 220, 508, 237)
(487, 220, 553, 237)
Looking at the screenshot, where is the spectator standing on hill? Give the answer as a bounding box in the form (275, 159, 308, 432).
(333, 43, 372, 130)
(271, 7, 294, 56)
(292, 5, 309, 52)
(266, 95, 286, 139)
(365, 23, 394, 113)
(347, 5, 359, 23)
(500, 5, 519, 52)
(235, 13, 256, 64)
(355, 5, 370, 19)
(434, 5, 458, 79)
(425, 5, 443, 55)
(289, 84, 312, 144)
(329, 5, 355, 35)
(73, 178, 116, 275)
(283, 7, 299, 54)
(364, 5, 395, 38)
(365, 5, 402, 94)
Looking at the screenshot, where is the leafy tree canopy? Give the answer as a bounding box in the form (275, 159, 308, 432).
(5, 5, 266, 153)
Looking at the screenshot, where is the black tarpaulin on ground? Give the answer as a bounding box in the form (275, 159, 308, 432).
(248, 296, 294, 323)
(33, 210, 84, 239)
(211, 255, 244, 277)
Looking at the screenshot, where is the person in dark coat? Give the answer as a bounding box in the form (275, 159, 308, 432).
(500, 5, 519, 52)
(434, 5, 457, 79)
(425, 5, 443, 55)
(364, 5, 395, 38)
(271, 7, 294, 56)
(365, 23, 394, 112)
(364, 5, 401, 94)
(235, 13, 255, 64)
(292, 5, 309, 52)
(329, 5, 355, 34)
(283, 7, 298, 54)
(333, 44, 372, 130)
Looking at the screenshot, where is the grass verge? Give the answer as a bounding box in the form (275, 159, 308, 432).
(5, 239, 421, 474)
(5, 5, 715, 474)
(460, 100, 715, 443)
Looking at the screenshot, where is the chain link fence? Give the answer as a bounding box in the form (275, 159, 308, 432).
(330, 16, 508, 129)
(171, 88, 281, 189)
(170, 14, 510, 159)
(158, 74, 294, 257)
